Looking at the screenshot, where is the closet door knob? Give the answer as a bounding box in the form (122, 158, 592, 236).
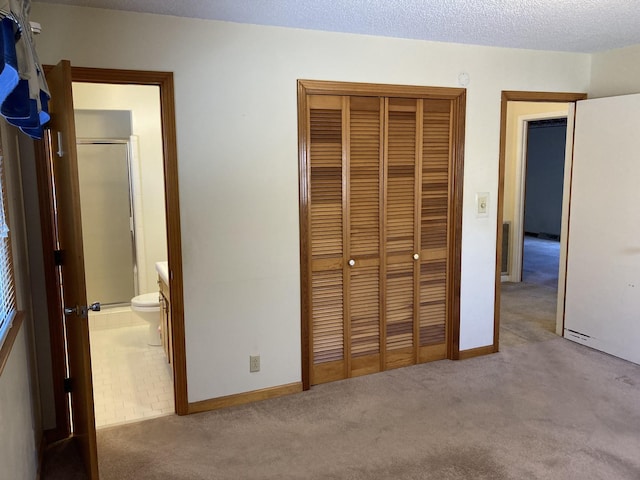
(413, 253, 420, 260)
(348, 259, 356, 267)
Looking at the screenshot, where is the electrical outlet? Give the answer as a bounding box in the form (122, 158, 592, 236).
(250, 355, 260, 373)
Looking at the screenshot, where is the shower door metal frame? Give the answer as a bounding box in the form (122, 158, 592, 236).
(76, 138, 140, 305)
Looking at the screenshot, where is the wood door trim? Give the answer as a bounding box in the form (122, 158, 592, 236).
(70, 67, 188, 415)
(41, 65, 188, 420)
(299, 80, 466, 388)
(0, 312, 24, 376)
(297, 81, 312, 390)
(557, 104, 578, 337)
(447, 91, 466, 360)
(299, 79, 466, 100)
(494, 91, 587, 352)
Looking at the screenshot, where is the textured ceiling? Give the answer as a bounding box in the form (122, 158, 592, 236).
(34, 0, 640, 53)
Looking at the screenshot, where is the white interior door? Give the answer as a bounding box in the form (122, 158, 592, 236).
(564, 93, 640, 365)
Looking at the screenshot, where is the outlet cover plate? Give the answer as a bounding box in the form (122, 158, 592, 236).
(250, 355, 260, 372)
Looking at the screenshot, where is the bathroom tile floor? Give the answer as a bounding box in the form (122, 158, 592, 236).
(89, 321, 174, 428)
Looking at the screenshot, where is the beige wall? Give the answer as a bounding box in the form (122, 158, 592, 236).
(72, 83, 167, 295)
(503, 102, 569, 279)
(31, 3, 591, 403)
(590, 45, 640, 97)
(0, 327, 39, 479)
(0, 124, 41, 479)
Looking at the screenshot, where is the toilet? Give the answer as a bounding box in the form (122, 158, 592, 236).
(131, 292, 162, 346)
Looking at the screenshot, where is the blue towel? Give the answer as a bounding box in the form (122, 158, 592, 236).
(0, 13, 51, 140)
(20, 87, 48, 139)
(0, 18, 19, 108)
(2, 78, 34, 121)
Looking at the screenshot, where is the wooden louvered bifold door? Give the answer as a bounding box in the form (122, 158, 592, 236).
(305, 86, 457, 386)
(418, 99, 452, 362)
(384, 98, 420, 370)
(308, 95, 346, 385)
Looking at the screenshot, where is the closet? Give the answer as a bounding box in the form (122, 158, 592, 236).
(298, 80, 465, 387)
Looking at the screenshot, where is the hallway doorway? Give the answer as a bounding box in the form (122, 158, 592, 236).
(494, 91, 587, 351)
(501, 103, 569, 344)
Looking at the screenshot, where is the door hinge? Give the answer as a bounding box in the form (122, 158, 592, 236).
(53, 249, 64, 266)
(63, 377, 73, 393)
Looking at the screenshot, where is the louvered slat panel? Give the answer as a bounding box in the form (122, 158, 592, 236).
(348, 98, 381, 365)
(385, 104, 417, 364)
(386, 110, 416, 254)
(419, 101, 451, 352)
(309, 105, 346, 384)
(312, 270, 344, 363)
(419, 259, 446, 346)
(349, 101, 380, 256)
(422, 109, 451, 251)
(350, 266, 380, 357)
(310, 109, 343, 259)
(386, 262, 414, 350)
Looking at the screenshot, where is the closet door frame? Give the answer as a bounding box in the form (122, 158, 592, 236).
(298, 80, 466, 390)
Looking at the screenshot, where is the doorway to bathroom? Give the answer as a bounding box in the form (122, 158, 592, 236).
(72, 83, 173, 428)
(40, 65, 187, 460)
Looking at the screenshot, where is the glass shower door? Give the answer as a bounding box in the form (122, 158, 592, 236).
(77, 142, 136, 306)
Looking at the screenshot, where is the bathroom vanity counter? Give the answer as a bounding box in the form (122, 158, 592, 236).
(156, 261, 172, 365)
(155, 261, 169, 285)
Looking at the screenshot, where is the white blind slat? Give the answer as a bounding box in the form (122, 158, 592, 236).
(0, 151, 17, 348)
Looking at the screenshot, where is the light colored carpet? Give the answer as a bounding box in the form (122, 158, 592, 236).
(500, 236, 560, 348)
(42, 238, 640, 479)
(90, 338, 640, 480)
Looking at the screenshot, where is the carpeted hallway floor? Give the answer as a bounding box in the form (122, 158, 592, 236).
(500, 236, 560, 348)
(41, 238, 640, 479)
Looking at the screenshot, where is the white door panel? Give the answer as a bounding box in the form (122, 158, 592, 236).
(564, 93, 640, 365)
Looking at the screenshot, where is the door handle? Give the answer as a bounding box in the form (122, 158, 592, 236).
(64, 302, 101, 318)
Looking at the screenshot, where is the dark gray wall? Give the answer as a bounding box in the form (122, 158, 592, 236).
(524, 121, 567, 238)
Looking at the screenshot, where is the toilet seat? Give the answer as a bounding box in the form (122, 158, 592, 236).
(131, 292, 160, 312)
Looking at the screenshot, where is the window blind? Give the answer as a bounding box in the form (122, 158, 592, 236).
(0, 152, 16, 349)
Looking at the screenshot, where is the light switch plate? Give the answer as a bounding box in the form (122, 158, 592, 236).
(476, 192, 489, 217)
